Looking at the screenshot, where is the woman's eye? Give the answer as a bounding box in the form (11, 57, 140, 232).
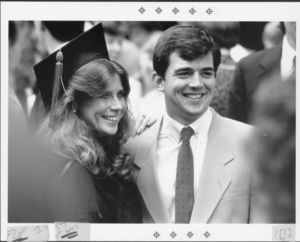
(117, 91, 126, 98)
(100, 93, 110, 99)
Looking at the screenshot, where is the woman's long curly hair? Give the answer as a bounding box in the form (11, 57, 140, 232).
(38, 59, 134, 179)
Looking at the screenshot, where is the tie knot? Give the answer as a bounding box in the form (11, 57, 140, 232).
(180, 126, 194, 143)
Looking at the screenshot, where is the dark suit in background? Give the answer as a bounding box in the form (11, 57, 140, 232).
(228, 45, 282, 123)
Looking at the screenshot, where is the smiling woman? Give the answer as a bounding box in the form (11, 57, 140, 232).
(70, 60, 129, 137)
(32, 23, 142, 223)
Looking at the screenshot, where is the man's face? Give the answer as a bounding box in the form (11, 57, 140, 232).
(160, 52, 216, 125)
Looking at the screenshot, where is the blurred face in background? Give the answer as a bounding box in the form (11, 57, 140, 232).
(10, 21, 38, 90)
(262, 22, 284, 49)
(138, 31, 162, 93)
(105, 33, 123, 61)
(33, 21, 48, 56)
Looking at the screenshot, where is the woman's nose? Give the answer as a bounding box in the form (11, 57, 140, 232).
(110, 97, 123, 111)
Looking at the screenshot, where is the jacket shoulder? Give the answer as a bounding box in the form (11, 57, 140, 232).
(238, 45, 281, 68)
(214, 113, 255, 139)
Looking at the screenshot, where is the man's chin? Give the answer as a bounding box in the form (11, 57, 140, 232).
(182, 108, 209, 121)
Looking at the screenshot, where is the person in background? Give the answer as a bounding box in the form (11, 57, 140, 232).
(133, 22, 178, 118)
(137, 31, 162, 97)
(262, 22, 284, 49)
(34, 21, 84, 56)
(9, 21, 38, 117)
(137, 31, 166, 118)
(34, 24, 143, 222)
(230, 22, 267, 63)
(29, 21, 85, 131)
(9, 21, 25, 117)
(126, 24, 254, 223)
(102, 22, 142, 117)
(228, 22, 295, 124)
(9, 21, 61, 222)
(246, 76, 295, 223)
(127, 21, 177, 49)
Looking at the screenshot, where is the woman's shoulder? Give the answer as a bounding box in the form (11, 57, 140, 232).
(54, 159, 102, 222)
(59, 159, 95, 188)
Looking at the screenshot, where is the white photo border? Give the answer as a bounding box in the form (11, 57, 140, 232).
(1, 2, 299, 241)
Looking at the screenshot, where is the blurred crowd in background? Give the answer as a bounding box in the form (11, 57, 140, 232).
(8, 21, 295, 223)
(9, 21, 286, 119)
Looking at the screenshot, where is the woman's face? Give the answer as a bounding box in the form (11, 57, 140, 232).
(79, 74, 127, 137)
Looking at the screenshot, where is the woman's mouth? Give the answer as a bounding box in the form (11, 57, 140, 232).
(102, 115, 119, 121)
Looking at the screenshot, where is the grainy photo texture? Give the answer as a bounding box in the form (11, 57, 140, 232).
(8, 21, 295, 224)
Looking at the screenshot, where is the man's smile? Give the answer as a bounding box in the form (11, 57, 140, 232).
(182, 92, 207, 100)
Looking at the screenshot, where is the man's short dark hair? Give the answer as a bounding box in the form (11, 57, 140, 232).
(153, 24, 221, 77)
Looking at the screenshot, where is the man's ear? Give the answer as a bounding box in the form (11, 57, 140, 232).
(152, 71, 165, 92)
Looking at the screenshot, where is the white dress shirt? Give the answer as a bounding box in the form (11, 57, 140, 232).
(156, 108, 212, 222)
(281, 35, 296, 80)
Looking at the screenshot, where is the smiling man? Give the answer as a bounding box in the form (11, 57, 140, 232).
(126, 24, 254, 223)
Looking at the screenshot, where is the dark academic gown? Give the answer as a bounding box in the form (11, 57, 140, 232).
(54, 159, 143, 223)
(9, 139, 142, 223)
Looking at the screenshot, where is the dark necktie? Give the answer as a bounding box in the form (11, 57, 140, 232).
(175, 126, 194, 223)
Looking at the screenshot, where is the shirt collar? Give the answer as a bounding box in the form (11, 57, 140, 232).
(281, 35, 296, 75)
(161, 108, 212, 143)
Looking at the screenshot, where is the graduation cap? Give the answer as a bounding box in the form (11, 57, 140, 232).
(34, 23, 109, 126)
(42, 21, 84, 42)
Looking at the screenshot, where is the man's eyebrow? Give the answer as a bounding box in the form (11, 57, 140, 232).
(174, 67, 193, 73)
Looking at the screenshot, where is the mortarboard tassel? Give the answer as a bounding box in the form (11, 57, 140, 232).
(49, 50, 64, 129)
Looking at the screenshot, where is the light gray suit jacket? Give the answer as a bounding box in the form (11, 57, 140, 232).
(125, 109, 254, 223)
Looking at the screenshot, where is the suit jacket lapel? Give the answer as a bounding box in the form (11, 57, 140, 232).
(134, 116, 169, 223)
(190, 110, 233, 223)
(258, 45, 282, 80)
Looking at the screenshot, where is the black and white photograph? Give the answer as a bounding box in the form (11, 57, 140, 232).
(1, 2, 298, 241)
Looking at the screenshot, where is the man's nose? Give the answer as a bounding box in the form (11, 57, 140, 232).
(188, 73, 204, 88)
